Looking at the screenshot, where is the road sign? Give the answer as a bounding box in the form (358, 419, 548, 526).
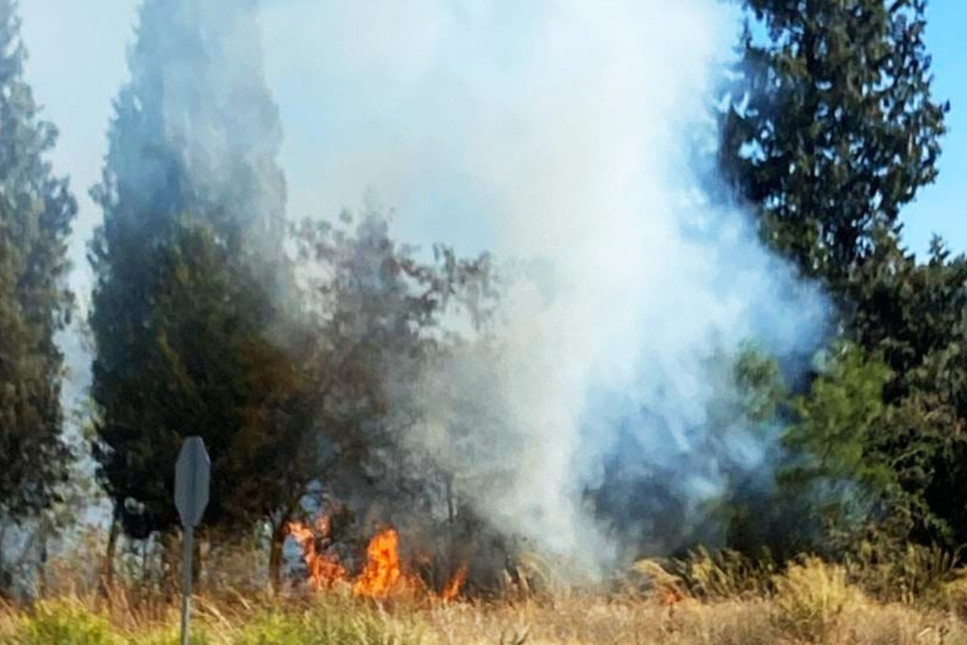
(175, 436, 210, 645)
(175, 436, 210, 528)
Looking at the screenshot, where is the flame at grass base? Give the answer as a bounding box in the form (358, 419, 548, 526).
(286, 517, 349, 589)
(441, 563, 469, 602)
(287, 519, 467, 600)
(352, 528, 421, 597)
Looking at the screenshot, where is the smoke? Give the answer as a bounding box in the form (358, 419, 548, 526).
(259, 0, 828, 576)
(19, 0, 829, 577)
(100, 0, 286, 257)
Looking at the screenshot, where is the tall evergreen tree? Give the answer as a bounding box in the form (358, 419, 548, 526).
(0, 0, 76, 522)
(91, 0, 285, 256)
(719, 0, 948, 285)
(89, 0, 298, 548)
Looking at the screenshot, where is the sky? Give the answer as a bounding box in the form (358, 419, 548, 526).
(16, 0, 967, 298)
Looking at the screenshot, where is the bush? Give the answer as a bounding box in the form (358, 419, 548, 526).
(674, 548, 775, 601)
(845, 541, 958, 606)
(771, 557, 865, 642)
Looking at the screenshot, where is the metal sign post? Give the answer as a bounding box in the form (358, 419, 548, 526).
(175, 437, 210, 645)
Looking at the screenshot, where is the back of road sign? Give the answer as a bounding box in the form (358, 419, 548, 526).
(175, 436, 210, 528)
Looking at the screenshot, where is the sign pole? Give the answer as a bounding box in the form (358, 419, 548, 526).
(175, 436, 210, 645)
(180, 526, 194, 645)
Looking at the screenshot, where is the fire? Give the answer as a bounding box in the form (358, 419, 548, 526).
(287, 518, 468, 601)
(352, 528, 420, 597)
(441, 563, 468, 602)
(286, 516, 348, 589)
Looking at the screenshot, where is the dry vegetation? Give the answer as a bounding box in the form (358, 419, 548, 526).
(7, 549, 967, 645)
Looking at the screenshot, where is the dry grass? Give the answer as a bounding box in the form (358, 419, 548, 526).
(5, 557, 967, 644)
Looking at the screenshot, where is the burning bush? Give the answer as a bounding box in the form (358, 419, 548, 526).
(285, 518, 467, 601)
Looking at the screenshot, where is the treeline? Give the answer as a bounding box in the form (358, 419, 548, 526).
(0, 0, 961, 594)
(718, 0, 959, 559)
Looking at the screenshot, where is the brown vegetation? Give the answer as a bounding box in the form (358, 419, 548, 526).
(7, 546, 967, 645)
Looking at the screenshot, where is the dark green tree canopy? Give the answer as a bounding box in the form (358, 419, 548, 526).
(91, 221, 307, 538)
(0, 0, 76, 520)
(89, 0, 297, 541)
(716, 0, 967, 557)
(720, 0, 948, 284)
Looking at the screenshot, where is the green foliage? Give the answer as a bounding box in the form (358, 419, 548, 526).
(0, 0, 76, 523)
(235, 607, 422, 645)
(782, 342, 891, 488)
(732, 347, 787, 424)
(90, 0, 287, 257)
(294, 208, 493, 534)
(89, 0, 304, 553)
(720, 0, 948, 284)
(845, 236, 967, 547)
(7, 599, 118, 645)
(717, 0, 967, 562)
(91, 221, 309, 539)
(771, 342, 913, 550)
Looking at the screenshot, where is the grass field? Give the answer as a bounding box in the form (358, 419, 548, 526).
(4, 556, 967, 645)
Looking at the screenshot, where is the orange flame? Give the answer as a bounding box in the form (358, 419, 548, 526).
(352, 528, 420, 597)
(441, 563, 469, 602)
(287, 519, 467, 601)
(286, 517, 348, 589)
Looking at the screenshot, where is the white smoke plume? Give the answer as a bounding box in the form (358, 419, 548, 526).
(259, 0, 828, 576)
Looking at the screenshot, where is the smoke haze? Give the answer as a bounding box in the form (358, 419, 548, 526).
(25, 0, 829, 576)
(257, 0, 828, 574)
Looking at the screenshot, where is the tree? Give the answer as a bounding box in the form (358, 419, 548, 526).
(0, 0, 76, 525)
(291, 208, 494, 584)
(769, 235, 967, 552)
(91, 0, 286, 257)
(777, 342, 900, 548)
(719, 0, 948, 285)
(92, 221, 309, 536)
(89, 0, 299, 574)
(846, 235, 967, 548)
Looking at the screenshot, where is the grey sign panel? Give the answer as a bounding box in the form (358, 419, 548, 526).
(175, 436, 210, 528)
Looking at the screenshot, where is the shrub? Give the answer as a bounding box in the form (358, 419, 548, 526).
(674, 548, 775, 600)
(845, 541, 958, 606)
(771, 557, 864, 642)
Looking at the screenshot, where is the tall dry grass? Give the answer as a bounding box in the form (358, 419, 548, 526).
(7, 533, 967, 644)
(4, 555, 967, 644)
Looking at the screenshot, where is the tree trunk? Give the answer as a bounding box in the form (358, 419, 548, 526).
(100, 511, 120, 595)
(161, 531, 179, 601)
(269, 520, 287, 595)
(445, 475, 455, 525)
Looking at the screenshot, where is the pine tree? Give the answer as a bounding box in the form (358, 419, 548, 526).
(717, 0, 960, 554)
(719, 0, 948, 285)
(89, 0, 299, 549)
(0, 0, 76, 522)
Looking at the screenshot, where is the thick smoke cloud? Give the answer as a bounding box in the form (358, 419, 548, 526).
(259, 0, 828, 575)
(18, 0, 828, 578)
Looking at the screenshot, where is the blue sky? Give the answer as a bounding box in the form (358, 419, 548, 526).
(901, 1, 967, 256)
(16, 0, 967, 297)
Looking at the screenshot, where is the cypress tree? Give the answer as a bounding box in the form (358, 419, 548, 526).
(0, 0, 76, 522)
(89, 0, 300, 548)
